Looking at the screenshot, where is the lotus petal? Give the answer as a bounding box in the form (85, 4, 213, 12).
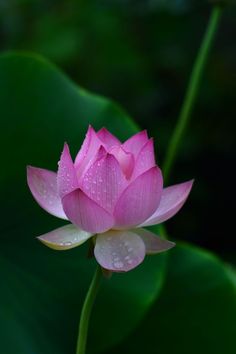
(132, 138, 156, 179)
(114, 166, 163, 228)
(140, 180, 194, 227)
(57, 143, 78, 198)
(37, 224, 93, 250)
(94, 229, 145, 272)
(81, 153, 127, 212)
(27, 166, 67, 219)
(134, 228, 175, 254)
(74, 126, 102, 177)
(97, 127, 121, 149)
(122, 130, 148, 157)
(110, 145, 135, 179)
(62, 188, 114, 233)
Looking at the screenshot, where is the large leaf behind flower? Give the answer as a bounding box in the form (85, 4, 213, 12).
(0, 52, 167, 354)
(108, 243, 236, 354)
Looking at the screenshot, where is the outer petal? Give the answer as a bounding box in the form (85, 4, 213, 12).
(94, 230, 145, 272)
(122, 130, 148, 157)
(81, 153, 127, 212)
(140, 180, 194, 227)
(74, 126, 103, 177)
(97, 127, 121, 149)
(37, 224, 93, 250)
(134, 228, 175, 254)
(27, 166, 68, 220)
(114, 166, 163, 228)
(110, 146, 135, 179)
(57, 143, 78, 198)
(132, 138, 156, 179)
(62, 188, 114, 233)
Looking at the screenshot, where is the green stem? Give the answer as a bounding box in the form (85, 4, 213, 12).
(163, 5, 223, 182)
(76, 266, 102, 354)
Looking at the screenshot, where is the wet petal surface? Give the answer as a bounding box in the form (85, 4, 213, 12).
(81, 153, 127, 212)
(94, 230, 146, 272)
(57, 143, 78, 198)
(114, 166, 163, 228)
(37, 224, 93, 250)
(27, 166, 67, 219)
(62, 188, 114, 233)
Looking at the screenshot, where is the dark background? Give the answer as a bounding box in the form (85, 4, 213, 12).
(0, 0, 235, 261)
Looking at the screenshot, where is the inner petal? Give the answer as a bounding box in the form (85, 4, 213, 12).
(110, 146, 135, 179)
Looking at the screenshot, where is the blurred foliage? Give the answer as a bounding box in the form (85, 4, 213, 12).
(0, 51, 235, 354)
(0, 1, 236, 352)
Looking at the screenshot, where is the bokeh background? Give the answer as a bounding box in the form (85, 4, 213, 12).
(1, 0, 235, 261)
(0, 1, 236, 354)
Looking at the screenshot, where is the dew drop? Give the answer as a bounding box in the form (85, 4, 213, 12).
(63, 241, 72, 246)
(128, 247, 133, 253)
(114, 261, 124, 269)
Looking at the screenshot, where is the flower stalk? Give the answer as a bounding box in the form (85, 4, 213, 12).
(163, 5, 223, 182)
(76, 266, 103, 354)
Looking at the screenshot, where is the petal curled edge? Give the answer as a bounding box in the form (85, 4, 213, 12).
(114, 166, 163, 229)
(97, 127, 121, 149)
(122, 130, 148, 158)
(74, 126, 103, 177)
(94, 230, 145, 272)
(27, 166, 68, 220)
(110, 145, 135, 179)
(140, 180, 194, 227)
(134, 228, 175, 254)
(57, 143, 78, 198)
(132, 138, 156, 179)
(37, 224, 93, 250)
(62, 189, 114, 233)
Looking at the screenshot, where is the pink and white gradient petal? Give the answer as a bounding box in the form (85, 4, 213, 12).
(81, 153, 127, 213)
(122, 130, 148, 157)
(114, 166, 163, 228)
(134, 228, 175, 254)
(140, 180, 194, 227)
(57, 143, 78, 198)
(62, 188, 114, 233)
(94, 230, 146, 272)
(37, 224, 93, 250)
(27, 166, 68, 220)
(97, 127, 121, 149)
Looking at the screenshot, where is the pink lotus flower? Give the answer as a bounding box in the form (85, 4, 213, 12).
(27, 126, 193, 272)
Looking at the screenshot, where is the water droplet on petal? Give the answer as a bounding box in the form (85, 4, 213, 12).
(114, 261, 124, 269)
(63, 241, 72, 246)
